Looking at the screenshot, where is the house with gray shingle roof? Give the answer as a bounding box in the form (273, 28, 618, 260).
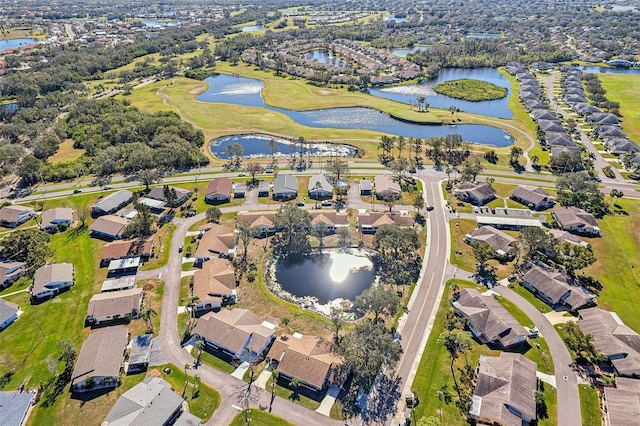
(0, 205, 34, 228)
(510, 185, 555, 210)
(272, 175, 298, 201)
(0, 299, 19, 331)
(0, 261, 26, 289)
(308, 174, 333, 200)
(31, 263, 74, 300)
(71, 327, 128, 393)
(454, 182, 496, 206)
(92, 190, 133, 216)
(0, 390, 33, 426)
(103, 376, 188, 425)
(465, 226, 517, 259)
(39, 208, 73, 232)
(522, 264, 593, 311)
(604, 377, 640, 426)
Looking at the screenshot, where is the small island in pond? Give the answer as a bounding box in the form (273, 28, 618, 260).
(433, 78, 508, 101)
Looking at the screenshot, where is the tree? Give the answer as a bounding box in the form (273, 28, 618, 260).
(194, 340, 205, 366)
(337, 226, 351, 249)
(138, 169, 161, 191)
(244, 162, 264, 185)
(517, 227, 557, 265)
(556, 171, 607, 217)
(555, 242, 596, 276)
(461, 158, 483, 182)
(271, 204, 311, 260)
(162, 185, 178, 207)
(0, 228, 53, 271)
(312, 222, 329, 253)
(609, 189, 624, 204)
(561, 321, 602, 363)
(235, 224, 255, 267)
(268, 138, 279, 164)
(549, 152, 584, 174)
(381, 192, 400, 213)
(325, 157, 350, 181)
(17, 154, 44, 186)
(191, 374, 200, 399)
(509, 146, 523, 164)
(182, 364, 191, 397)
(374, 224, 421, 286)
(140, 307, 157, 333)
(206, 206, 222, 223)
(472, 241, 494, 273)
(438, 329, 473, 392)
(329, 307, 344, 344)
(123, 203, 155, 238)
(389, 157, 410, 182)
(225, 142, 243, 168)
(413, 191, 425, 213)
(354, 285, 401, 322)
(338, 321, 401, 391)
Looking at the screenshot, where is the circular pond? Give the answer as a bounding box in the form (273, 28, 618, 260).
(274, 249, 376, 306)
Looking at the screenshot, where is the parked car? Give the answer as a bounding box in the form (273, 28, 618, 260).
(73, 189, 82, 194)
(178, 245, 183, 253)
(426, 205, 434, 211)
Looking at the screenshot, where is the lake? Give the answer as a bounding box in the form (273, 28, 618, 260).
(197, 74, 515, 147)
(389, 46, 426, 57)
(211, 134, 356, 159)
(301, 50, 348, 68)
(368, 68, 513, 119)
(241, 25, 265, 32)
(466, 33, 500, 39)
(579, 66, 640, 75)
(141, 20, 177, 27)
(0, 38, 37, 51)
(275, 250, 376, 304)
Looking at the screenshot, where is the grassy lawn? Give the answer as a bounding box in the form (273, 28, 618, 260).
(193, 348, 236, 374)
(512, 282, 555, 313)
(583, 198, 640, 330)
(139, 223, 175, 271)
(579, 385, 601, 426)
(538, 383, 558, 426)
(449, 220, 514, 280)
(230, 410, 294, 426)
(264, 376, 321, 411)
(148, 363, 221, 422)
(599, 74, 640, 143)
(48, 140, 85, 164)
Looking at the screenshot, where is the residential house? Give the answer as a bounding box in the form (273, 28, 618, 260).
(39, 208, 73, 232)
(127, 334, 152, 373)
(86, 288, 143, 325)
(268, 334, 347, 393)
(521, 264, 593, 311)
(0, 261, 26, 289)
(578, 307, 640, 377)
(103, 376, 189, 425)
(92, 190, 133, 216)
(603, 378, 640, 426)
(537, 119, 564, 133)
(235, 211, 276, 237)
(146, 185, 191, 207)
(309, 210, 349, 234)
(547, 230, 589, 248)
(192, 258, 237, 315)
(469, 353, 536, 426)
(359, 178, 372, 195)
(90, 215, 130, 240)
(454, 182, 496, 206)
(358, 211, 413, 233)
(606, 138, 639, 155)
(453, 289, 528, 348)
(553, 206, 600, 236)
(204, 178, 233, 204)
(137, 197, 167, 214)
(0, 391, 34, 426)
(100, 238, 153, 267)
(107, 257, 140, 276)
(308, 174, 333, 200)
(0, 205, 34, 228)
(234, 182, 247, 198)
(530, 109, 557, 121)
(510, 185, 555, 210)
(465, 226, 517, 259)
(193, 309, 276, 363)
(257, 181, 270, 197)
(100, 276, 137, 293)
(596, 125, 627, 139)
(0, 299, 19, 331)
(588, 112, 619, 125)
(194, 224, 236, 265)
(71, 327, 128, 392)
(31, 263, 74, 300)
(374, 175, 401, 200)
(272, 175, 298, 201)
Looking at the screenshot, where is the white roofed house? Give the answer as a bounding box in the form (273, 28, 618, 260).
(39, 208, 73, 232)
(30, 263, 74, 301)
(0, 261, 26, 289)
(0, 205, 34, 228)
(0, 299, 20, 331)
(91, 190, 133, 216)
(308, 174, 333, 200)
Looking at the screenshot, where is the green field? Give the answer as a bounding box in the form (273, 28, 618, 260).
(230, 410, 294, 426)
(579, 384, 601, 426)
(434, 79, 508, 101)
(599, 74, 640, 143)
(584, 198, 640, 330)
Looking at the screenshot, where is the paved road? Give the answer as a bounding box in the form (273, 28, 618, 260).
(491, 285, 582, 426)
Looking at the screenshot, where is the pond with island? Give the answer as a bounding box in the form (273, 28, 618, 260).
(198, 74, 515, 158)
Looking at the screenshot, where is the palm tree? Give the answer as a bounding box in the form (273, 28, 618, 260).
(140, 307, 157, 334)
(191, 375, 200, 399)
(509, 146, 523, 164)
(531, 155, 539, 165)
(271, 369, 279, 397)
(416, 96, 425, 112)
(194, 340, 205, 366)
(182, 364, 191, 397)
